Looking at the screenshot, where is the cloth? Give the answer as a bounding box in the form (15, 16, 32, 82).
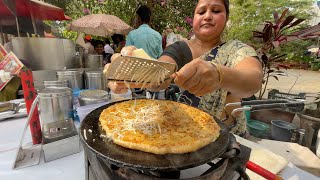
(0, 77, 21, 102)
(104, 44, 114, 54)
(161, 40, 258, 135)
(125, 24, 163, 59)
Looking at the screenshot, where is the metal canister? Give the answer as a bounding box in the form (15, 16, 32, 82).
(38, 87, 73, 126)
(57, 70, 84, 90)
(43, 80, 69, 88)
(84, 71, 105, 90)
(84, 54, 103, 68)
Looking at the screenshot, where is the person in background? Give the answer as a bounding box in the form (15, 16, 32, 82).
(111, 34, 125, 53)
(104, 38, 114, 63)
(106, 0, 263, 136)
(125, 5, 162, 59)
(83, 35, 95, 55)
(93, 40, 111, 65)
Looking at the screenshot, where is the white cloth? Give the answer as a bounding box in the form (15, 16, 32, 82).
(104, 44, 114, 54)
(83, 42, 95, 55)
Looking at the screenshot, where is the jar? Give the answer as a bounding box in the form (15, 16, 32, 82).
(57, 70, 84, 90)
(84, 71, 105, 90)
(38, 87, 73, 126)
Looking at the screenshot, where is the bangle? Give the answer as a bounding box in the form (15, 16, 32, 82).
(211, 62, 223, 85)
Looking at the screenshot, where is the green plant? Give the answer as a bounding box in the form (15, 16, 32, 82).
(252, 9, 320, 99)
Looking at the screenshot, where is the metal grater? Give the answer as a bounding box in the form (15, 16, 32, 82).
(106, 56, 177, 85)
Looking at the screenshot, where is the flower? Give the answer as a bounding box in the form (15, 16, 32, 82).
(185, 17, 193, 26)
(97, 0, 104, 4)
(83, 8, 91, 15)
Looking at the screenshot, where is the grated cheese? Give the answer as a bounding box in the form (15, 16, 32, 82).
(106, 102, 163, 137)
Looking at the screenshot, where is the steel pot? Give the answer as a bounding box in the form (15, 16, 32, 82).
(84, 71, 105, 90)
(38, 87, 73, 126)
(271, 120, 296, 142)
(84, 54, 103, 68)
(57, 70, 84, 90)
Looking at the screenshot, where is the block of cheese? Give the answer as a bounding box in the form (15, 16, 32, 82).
(132, 49, 152, 59)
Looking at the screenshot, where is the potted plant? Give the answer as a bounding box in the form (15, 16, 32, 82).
(310, 61, 320, 71)
(252, 9, 320, 99)
(249, 9, 320, 126)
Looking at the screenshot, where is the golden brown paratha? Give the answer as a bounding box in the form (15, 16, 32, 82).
(99, 99, 220, 155)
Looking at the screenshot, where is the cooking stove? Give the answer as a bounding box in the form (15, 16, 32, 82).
(83, 134, 251, 180)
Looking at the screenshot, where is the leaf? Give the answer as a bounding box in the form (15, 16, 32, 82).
(253, 31, 264, 38)
(273, 11, 279, 23)
(280, 15, 295, 29)
(270, 54, 286, 61)
(263, 24, 273, 42)
(287, 18, 305, 29)
(272, 41, 280, 49)
(270, 75, 279, 81)
(276, 8, 289, 25)
(267, 69, 274, 73)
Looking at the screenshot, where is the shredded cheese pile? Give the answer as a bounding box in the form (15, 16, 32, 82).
(107, 101, 163, 137)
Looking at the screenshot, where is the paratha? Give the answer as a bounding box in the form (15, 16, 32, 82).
(99, 99, 220, 155)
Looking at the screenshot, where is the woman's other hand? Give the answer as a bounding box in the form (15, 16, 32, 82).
(172, 58, 220, 96)
(120, 46, 137, 56)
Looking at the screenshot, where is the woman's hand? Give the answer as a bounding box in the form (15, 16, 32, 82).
(120, 46, 137, 56)
(172, 58, 220, 96)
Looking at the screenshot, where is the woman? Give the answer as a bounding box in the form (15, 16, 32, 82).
(107, 0, 263, 136)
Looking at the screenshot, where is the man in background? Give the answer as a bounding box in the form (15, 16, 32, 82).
(125, 5, 162, 59)
(83, 35, 95, 55)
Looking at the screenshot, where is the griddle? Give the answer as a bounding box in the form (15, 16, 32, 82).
(79, 100, 230, 172)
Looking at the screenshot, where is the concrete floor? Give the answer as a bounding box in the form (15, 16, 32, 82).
(258, 69, 320, 102)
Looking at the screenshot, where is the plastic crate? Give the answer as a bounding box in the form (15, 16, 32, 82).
(267, 89, 306, 112)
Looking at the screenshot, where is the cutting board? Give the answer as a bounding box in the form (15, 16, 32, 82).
(235, 135, 288, 180)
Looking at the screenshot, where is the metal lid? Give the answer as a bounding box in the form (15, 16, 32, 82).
(79, 90, 108, 100)
(57, 70, 81, 76)
(38, 87, 72, 97)
(43, 80, 68, 86)
(85, 71, 104, 78)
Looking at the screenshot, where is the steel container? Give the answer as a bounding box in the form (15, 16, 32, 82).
(85, 71, 105, 90)
(57, 70, 84, 90)
(11, 37, 76, 71)
(78, 90, 109, 106)
(84, 54, 103, 68)
(43, 80, 69, 88)
(38, 87, 73, 126)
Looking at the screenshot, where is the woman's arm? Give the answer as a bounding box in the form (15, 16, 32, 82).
(172, 56, 262, 98)
(220, 57, 263, 97)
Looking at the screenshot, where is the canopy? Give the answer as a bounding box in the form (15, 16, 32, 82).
(67, 14, 132, 37)
(0, 0, 70, 20)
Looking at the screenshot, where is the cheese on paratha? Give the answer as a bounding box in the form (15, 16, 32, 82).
(99, 99, 220, 155)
